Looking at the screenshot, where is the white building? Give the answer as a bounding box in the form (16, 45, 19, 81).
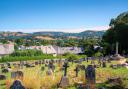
(0, 43, 14, 56)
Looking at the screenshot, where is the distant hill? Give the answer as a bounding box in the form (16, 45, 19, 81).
(0, 30, 106, 39)
(33, 30, 106, 38)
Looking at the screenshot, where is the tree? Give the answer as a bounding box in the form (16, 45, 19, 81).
(102, 11, 128, 54)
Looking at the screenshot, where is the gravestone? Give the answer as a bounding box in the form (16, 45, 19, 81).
(102, 61, 106, 68)
(85, 65, 96, 89)
(38, 60, 42, 65)
(86, 57, 89, 62)
(79, 58, 83, 64)
(41, 66, 45, 71)
(25, 63, 35, 68)
(7, 62, 11, 68)
(63, 61, 69, 76)
(110, 64, 117, 69)
(2, 68, 9, 73)
(46, 69, 53, 76)
(74, 66, 79, 77)
(78, 65, 86, 70)
(1, 64, 5, 69)
(35, 61, 39, 65)
(11, 71, 24, 79)
(20, 61, 24, 69)
(10, 80, 25, 89)
(0, 74, 6, 80)
(48, 61, 55, 72)
(58, 61, 69, 88)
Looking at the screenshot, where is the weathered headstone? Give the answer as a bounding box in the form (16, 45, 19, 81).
(46, 69, 53, 76)
(85, 65, 96, 89)
(2, 68, 9, 73)
(74, 66, 79, 77)
(1, 64, 5, 69)
(48, 61, 55, 72)
(102, 61, 106, 68)
(41, 66, 45, 71)
(10, 80, 25, 89)
(0, 74, 6, 80)
(7, 62, 11, 68)
(11, 71, 24, 79)
(35, 61, 39, 65)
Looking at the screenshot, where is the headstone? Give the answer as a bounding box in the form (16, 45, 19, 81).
(7, 62, 11, 68)
(58, 61, 69, 88)
(48, 61, 55, 72)
(41, 66, 45, 71)
(63, 61, 69, 76)
(0, 74, 6, 80)
(1, 64, 5, 69)
(78, 65, 86, 70)
(11, 71, 24, 79)
(58, 76, 69, 88)
(107, 77, 122, 85)
(74, 66, 79, 77)
(110, 64, 117, 69)
(25, 63, 35, 68)
(2, 68, 9, 73)
(35, 61, 39, 65)
(38, 60, 42, 65)
(46, 69, 53, 76)
(87, 57, 89, 62)
(85, 65, 96, 89)
(102, 61, 106, 68)
(10, 80, 25, 89)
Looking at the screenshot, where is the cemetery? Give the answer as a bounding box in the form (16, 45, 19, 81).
(0, 0, 128, 89)
(0, 56, 128, 89)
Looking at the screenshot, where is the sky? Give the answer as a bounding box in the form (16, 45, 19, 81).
(0, 0, 128, 33)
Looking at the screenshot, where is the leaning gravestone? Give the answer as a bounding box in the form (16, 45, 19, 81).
(10, 80, 25, 89)
(85, 65, 96, 89)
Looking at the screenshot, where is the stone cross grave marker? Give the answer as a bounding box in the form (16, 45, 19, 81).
(63, 61, 69, 76)
(58, 61, 69, 88)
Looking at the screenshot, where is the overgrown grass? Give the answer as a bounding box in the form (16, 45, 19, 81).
(0, 59, 128, 89)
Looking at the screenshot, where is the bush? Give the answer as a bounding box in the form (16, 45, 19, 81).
(0, 50, 55, 62)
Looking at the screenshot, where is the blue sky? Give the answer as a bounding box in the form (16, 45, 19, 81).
(0, 0, 128, 32)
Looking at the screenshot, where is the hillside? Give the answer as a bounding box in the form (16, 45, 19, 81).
(0, 30, 106, 40)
